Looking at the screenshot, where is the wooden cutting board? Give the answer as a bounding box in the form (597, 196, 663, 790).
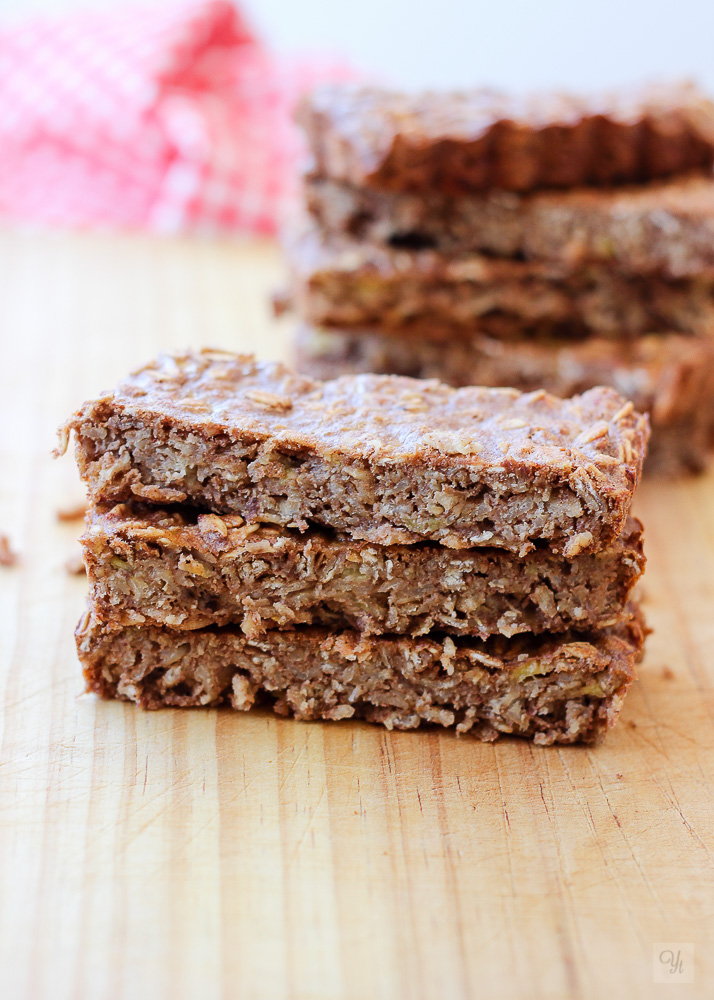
(1, 231, 712, 1000)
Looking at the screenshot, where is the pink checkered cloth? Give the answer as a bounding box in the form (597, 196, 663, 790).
(0, 1, 352, 233)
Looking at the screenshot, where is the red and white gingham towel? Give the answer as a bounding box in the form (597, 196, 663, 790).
(0, 1, 353, 233)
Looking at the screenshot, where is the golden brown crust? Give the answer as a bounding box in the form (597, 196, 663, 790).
(59, 350, 649, 556)
(299, 82, 714, 194)
(76, 607, 644, 745)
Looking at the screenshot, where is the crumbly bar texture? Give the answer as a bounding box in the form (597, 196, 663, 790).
(58, 350, 648, 557)
(305, 173, 714, 279)
(294, 327, 714, 475)
(83, 502, 644, 639)
(299, 82, 714, 194)
(284, 222, 714, 340)
(76, 609, 644, 745)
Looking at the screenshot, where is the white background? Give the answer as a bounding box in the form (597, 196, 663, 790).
(5, 0, 714, 93)
(245, 0, 714, 92)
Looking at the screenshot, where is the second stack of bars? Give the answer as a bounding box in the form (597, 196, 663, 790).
(284, 81, 714, 474)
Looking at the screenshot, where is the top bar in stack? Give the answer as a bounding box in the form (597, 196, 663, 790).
(299, 82, 714, 194)
(59, 350, 649, 557)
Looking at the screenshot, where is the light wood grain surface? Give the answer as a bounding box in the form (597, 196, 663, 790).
(1, 229, 713, 1000)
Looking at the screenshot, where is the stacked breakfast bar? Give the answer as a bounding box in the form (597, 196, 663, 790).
(285, 82, 714, 474)
(62, 350, 648, 743)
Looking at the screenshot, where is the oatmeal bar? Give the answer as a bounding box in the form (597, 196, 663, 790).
(294, 327, 714, 474)
(306, 173, 714, 279)
(76, 608, 644, 745)
(284, 221, 714, 340)
(58, 351, 648, 556)
(299, 82, 714, 194)
(83, 502, 644, 638)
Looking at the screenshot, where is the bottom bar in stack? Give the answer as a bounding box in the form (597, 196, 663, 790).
(294, 326, 714, 475)
(77, 609, 644, 746)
